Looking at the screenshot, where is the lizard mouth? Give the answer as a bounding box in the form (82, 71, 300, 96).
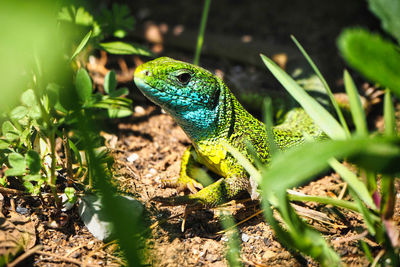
(133, 65, 159, 94)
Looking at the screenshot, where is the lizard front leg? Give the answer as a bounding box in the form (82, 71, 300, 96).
(161, 146, 204, 193)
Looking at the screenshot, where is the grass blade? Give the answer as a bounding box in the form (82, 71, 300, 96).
(343, 70, 368, 136)
(260, 54, 347, 140)
(329, 158, 376, 209)
(291, 35, 350, 137)
(71, 30, 92, 60)
(263, 98, 278, 156)
(193, 0, 211, 65)
(384, 90, 397, 137)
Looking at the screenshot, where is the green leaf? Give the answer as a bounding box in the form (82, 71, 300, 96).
(338, 28, 400, 98)
(368, 0, 400, 43)
(259, 138, 400, 195)
(99, 41, 153, 56)
(329, 159, 376, 209)
(75, 68, 93, 103)
(23, 174, 42, 182)
(25, 150, 41, 174)
(64, 187, 76, 202)
(21, 89, 37, 106)
(71, 30, 92, 60)
(291, 35, 350, 136)
(104, 71, 117, 94)
(0, 139, 10, 150)
(384, 90, 397, 137)
(68, 139, 82, 165)
(260, 54, 347, 140)
(2, 121, 20, 141)
(5, 152, 26, 176)
(99, 3, 135, 38)
(8, 153, 25, 170)
(110, 87, 129, 97)
(10, 106, 28, 120)
(106, 108, 133, 118)
(23, 181, 34, 193)
(343, 70, 368, 136)
(5, 168, 25, 177)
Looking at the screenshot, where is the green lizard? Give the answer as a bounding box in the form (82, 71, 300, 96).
(134, 57, 324, 207)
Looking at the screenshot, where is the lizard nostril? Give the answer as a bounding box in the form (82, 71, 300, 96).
(144, 70, 150, 76)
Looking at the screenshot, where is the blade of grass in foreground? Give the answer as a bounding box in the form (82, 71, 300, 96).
(343, 70, 368, 136)
(260, 54, 347, 140)
(384, 90, 397, 137)
(328, 159, 376, 209)
(291, 35, 350, 137)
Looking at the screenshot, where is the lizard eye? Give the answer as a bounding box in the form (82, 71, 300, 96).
(177, 72, 191, 85)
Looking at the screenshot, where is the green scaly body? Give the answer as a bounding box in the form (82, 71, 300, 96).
(134, 57, 323, 207)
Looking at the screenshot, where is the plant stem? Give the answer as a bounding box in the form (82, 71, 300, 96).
(193, 0, 211, 65)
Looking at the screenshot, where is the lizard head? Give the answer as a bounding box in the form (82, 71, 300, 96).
(134, 57, 223, 138)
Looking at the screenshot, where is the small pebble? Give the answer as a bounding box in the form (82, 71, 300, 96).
(241, 233, 250, 242)
(16, 206, 29, 215)
(127, 153, 139, 163)
(134, 106, 145, 114)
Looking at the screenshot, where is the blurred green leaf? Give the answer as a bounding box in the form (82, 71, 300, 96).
(104, 71, 117, 94)
(0, 139, 10, 150)
(291, 35, 350, 136)
(23, 174, 42, 182)
(99, 41, 153, 56)
(2, 121, 19, 141)
(26, 150, 41, 174)
(343, 70, 368, 136)
(384, 90, 397, 137)
(21, 89, 37, 107)
(58, 5, 101, 36)
(99, 3, 135, 38)
(106, 108, 133, 118)
(23, 181, 34, 193)
(5, 152, 26, 176)
(338, 29, 400, 98)
(260, 54, 347, 140)
(10, 106, 28, 120)
(71, 30, 92, 60)
(368, 0, 400, 43)
(329, 159, 376, 209)
(8, 153, 25, 169)
(75, 68, 92, 103)
(110, 87, 129, 97)
(261, 138, 400, 194)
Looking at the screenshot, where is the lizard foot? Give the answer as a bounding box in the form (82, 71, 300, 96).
(161, 176, 203, 194)
(153, 179, 227, 208)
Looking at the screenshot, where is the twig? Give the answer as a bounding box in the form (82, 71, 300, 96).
(64, 244, 86, 257)
(8, 245, 43, 267)
(0, 186, 26, 195)
(331, 230, 368, 245)
(338, 182, 347, 200)
(36, 250, 100, 267)
(371, 249, 385, 267)
(217, 209, 263, 235)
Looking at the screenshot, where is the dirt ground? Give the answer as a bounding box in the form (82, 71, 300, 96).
(1, 0, 398, 266)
